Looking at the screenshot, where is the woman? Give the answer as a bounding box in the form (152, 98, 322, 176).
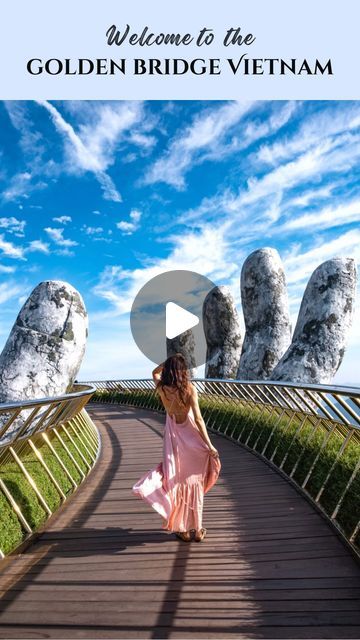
(132, 353, 221, 542)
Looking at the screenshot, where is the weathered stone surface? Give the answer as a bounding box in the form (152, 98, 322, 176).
(203, 286, 242, 379)
(166, 331, 196, 374)
(272, 258, 357, 384)
(237, 248, 292, 380)
(0, 280, 88, 404)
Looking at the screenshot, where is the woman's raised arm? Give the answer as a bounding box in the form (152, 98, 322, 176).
(152, 362, 164, 387)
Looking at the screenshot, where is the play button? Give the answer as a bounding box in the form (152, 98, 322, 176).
(130, 269, 217, 368)
(165, 302, 199, 340)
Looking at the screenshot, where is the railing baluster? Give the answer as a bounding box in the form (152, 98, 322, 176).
(0, 383, 100, 558)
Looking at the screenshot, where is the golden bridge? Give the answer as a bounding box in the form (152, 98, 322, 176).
(0, 378, 359, 639)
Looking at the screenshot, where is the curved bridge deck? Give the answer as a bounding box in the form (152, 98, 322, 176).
(0, 404, 360, 639)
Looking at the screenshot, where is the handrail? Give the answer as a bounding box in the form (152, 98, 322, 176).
(0, 383, 96, 412)
(84, 377, 360, 396)
(0, 383, 100, 558)
(84, 377, 360, 558)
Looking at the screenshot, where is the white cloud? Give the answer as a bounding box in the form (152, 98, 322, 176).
(37, 100, 148, 202)
(286, 184, 336, 208)
(203, 101, 298, 165)
(56, 248, 76, 257)
(96, 172, 122, 203)
(93, 224, 237, 315)
(116, 209, 142, 235)
(53, 215, 72, 224)
(3, 101, 156, 205)
(27, 239, 50, 254)
(17, 294, 28, 306)
(5, 102, 45, 163)
(256, 104, 360, 166)
(143, 101, 254, 189)
(240, 136, 358, 210)
(1, 172, 32, 202)
(283, 228, 360, 285)
(130, 210, 141, 222)
(280, 199, 360, 233)
(116, 221, 133, 233)
(0, 281, 23, 304)
(180, 140, 360, 245)
(37, 100, 122, 202)
(70, 101, 150, 160)
(44, 227, 78, 247)
(179, 103, 360, 238)
(37, 101, 101, 172)
(1, 174, 48, 203)
(0, 264, 16, 273)
(82, 226, 104, 235)
(2, 103, 51, 203)
(143, 101, 298, 190)
(0, 216, 26, 235)
(129, 131, 157, 150)
(0, 234, 25, 260)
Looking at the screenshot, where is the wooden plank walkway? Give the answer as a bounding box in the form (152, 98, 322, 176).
(0, 403, 360, 639)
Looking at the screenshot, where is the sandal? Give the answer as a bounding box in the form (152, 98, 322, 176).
(194, 527, 207, 542)
(175, 531, 192, 542)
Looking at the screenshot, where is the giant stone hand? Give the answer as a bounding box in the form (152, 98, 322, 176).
(203, 285, 242, 379)
(271, 258, 356, 384)
(202, 248, 357, 386)
(237, 248, 292, 380)
(0, 280, 88, 404)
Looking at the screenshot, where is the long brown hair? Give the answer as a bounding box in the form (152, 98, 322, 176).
(158, 353, 190, 406)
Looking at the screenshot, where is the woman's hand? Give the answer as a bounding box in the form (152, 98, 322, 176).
(208, 445, 219, 458)
(152, 362, 164, 374)
(152, 362, 165, 385)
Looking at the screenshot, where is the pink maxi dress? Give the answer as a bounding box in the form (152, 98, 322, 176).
(132, 406, 221, 533)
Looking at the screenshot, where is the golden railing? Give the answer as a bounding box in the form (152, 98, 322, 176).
(0, 384, 99, 557)
(85, 377, 360, 558)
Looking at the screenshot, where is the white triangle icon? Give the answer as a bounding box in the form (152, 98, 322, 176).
(166, 302, 199, 340)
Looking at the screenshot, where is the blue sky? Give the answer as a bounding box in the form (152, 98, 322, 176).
(0, 100, 359, 384)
